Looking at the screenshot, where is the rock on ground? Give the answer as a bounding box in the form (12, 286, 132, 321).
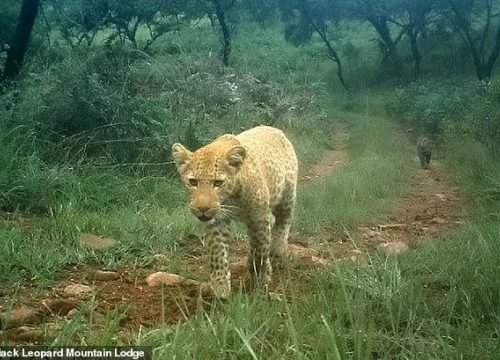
(146, 272, 198, 287)
(288, 243, 320, 258)
(63, 284, 93, 297)
(42, 299, 81, 316)
(94, 270, 120, 281)
(0, 306, 44, 329)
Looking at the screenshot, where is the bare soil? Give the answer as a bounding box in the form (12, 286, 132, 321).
(0, 131, 466, 345)
(317, 158, 466, 260)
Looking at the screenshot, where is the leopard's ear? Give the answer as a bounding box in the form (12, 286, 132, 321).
(226, 145, 246, 169)
(172, 143, 192, 174)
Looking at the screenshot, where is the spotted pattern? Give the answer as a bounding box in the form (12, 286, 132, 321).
(417, 136, 432, 169)
(172, 126, 298, 298)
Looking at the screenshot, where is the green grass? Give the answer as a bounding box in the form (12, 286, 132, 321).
(0, 21, 335, 288)
(1, 16, 499, 358)
(0, 188, 199, 286)
(135, 216, 499, 358)
(0, 116, 333, 288)
(136, 200, 500, 359)
(295, 109, 417, 234)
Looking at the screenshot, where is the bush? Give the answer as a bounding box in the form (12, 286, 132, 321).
(386, 78, 500, 158)
(1, 47, 176, 168)
(464, 83, 500, 157)
(0, 24, 328, 214)
(0, 150, 75, 213)
(386, 79, 466, 137)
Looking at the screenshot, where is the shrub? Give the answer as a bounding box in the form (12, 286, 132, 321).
(386, 79, 466, 137)
(386, 78, 500, 158)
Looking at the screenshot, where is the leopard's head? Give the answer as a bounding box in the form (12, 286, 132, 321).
(172, 136, 246, 222)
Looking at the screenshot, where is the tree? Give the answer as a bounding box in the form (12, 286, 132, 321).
(2, 0, 40, 82)
(49, 0, 108, 47)
(280, 0, 349, 90)
(390, 0, 435, 78)
(105, 0, 183, 51)
(49, 0, 186, 51)
(439, 0, 500, 82)
(338, 0, 405, 75)
(211, 0, 233, 66)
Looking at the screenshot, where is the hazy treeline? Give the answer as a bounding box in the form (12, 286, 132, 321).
(2, 0, 500, 82)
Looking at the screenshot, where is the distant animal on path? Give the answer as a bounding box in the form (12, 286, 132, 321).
(417, 136, 432, 169)
(172, 126, 298, 298)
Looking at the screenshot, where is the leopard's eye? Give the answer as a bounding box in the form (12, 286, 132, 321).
(188, 178, 198, 187)
(213, 180, 224, 187)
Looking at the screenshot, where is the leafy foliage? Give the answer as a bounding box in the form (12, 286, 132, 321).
(47, 0, 197, 50)
(0, 0, 21, 47)
(387, 78, 500, 157)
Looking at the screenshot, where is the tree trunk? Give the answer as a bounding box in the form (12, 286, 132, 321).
(483, 21, 500, 82)
(368, 15, 403, 76)
(212, 0, 231, 66)
(295, 0, 348, 90)
(459, 23, 500, 83)
(314, 27, 349, 91)
(447, 0, 500, 83)
(408, 29, 421, 79)
(2, 0, 40, 82)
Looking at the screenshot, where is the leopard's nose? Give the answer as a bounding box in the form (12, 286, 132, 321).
(192, 206, 215, 222)
(197, 206, 210, 213)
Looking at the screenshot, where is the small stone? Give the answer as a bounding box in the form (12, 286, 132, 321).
(379, 242, 409, 254)
(43, 299, 81, 315)
(366, 229, 378, 238)
(431, 217, 446, 225)
(145, 272, 184, 287)
(309, 256, 328, 266)
(8, 326, 43, 342)
(288, 243, 319, 258)
(79, 233, 116, 249)
(350, 250, 362, 261)
(63, 284, 93, 297)
(95, 270, 120, 281)
(435, 193, 447, 201)
(0, 306, 43, 329)
(66, 309, 79, 319)
(89, 312, 107, 325)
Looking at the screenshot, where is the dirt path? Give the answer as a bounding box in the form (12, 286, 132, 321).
(0, 129, 465, 345)
(327, 158, 466, 261)
(299, 124, 348, 183)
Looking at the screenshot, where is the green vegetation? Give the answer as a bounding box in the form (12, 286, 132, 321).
(296, 110, 416, 233)
(1, 0, 500, 358)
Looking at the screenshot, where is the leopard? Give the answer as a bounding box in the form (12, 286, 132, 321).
(172, 125, 298, 298)
(417, 136, 432, 169)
